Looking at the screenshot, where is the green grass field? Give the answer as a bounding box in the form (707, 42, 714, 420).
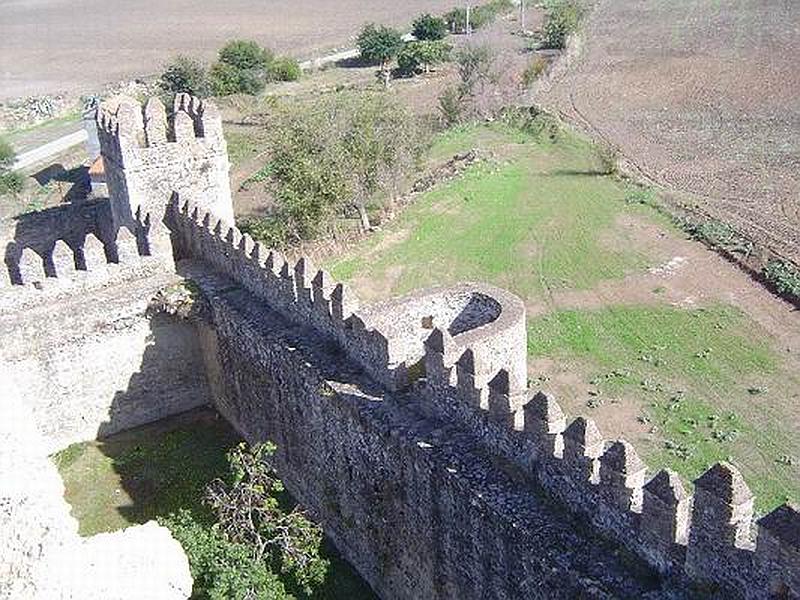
(54, 410, 375, 599)
(327, 123, 800, 511)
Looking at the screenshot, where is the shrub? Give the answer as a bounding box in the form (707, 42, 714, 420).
(269, 57, 301, 82)
(521, 55, 548, 87)
(209, 62, 254, 96)
(206, 442, 328, 595)
(0, 171, 24, 195)
(397, 40, 451, 75)
(445, 0, 514, 33)
(412, 13, 448, 41)
(456, 44, 495, 92)
(541, 0, 585, 49)
(218, 39, 273, 71)
(159, 56, 210, 97)
(438, 86, 464, 125)
(763, 260, 800, 298)
(0, 137, 15, 170)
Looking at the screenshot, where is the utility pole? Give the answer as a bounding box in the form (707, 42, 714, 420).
(466, 5, 472, 35)
(519, 0, 526, 33)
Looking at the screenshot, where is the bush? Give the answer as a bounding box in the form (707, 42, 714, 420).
(763, 260, 800, 298)
(269, 57, 301, 82)
(258, 91, 424, 243)
(209, 61, 264, 96)
(521, 55, 548, 87)
(438, 86, 464, 125)
(218, 39, 273, 71)
(445, 0, 514, 33)
(412, 13, 448, 41)
(397, 40, 451, 75)
(0, 171, 24, 195)
(541, 0, 585, 49)
(160, 56, 210, 97)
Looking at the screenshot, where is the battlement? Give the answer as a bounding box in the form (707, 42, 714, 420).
(420, 331, 800, 597)
(169, 195, 526, 392)
(96, 93, 224, 165)
(167, 186, 800, 597)
(0, 213, 163, 313)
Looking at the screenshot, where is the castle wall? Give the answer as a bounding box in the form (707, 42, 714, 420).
(171, 196, 800, 600)
(190, 267, 659, 600)
(0, 270, 211, 454)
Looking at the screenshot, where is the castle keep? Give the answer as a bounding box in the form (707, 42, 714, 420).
(1, 94, 798, 599)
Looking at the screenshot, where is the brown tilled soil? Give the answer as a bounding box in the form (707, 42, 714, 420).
(537, 0, 800, 263)
(0, 0, 457, 99)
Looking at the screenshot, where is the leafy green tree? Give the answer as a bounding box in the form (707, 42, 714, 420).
(159, 56, 210, 97)
(541, 0, 585, 49)
(205, 442, 328, 595)
(356, 24, 404, 87)
(163, 509, 289, 600)
(258, 91, 424, 242)
(397, 41, 451, 75)
(412, 13, 447, 41)
(218, 39, 273, 70)
(209, 61, 265, 96)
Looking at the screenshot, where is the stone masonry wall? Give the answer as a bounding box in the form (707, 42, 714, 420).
(171, 195, 800, 600)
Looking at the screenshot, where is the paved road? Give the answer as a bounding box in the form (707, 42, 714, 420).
(13, 129, 88, 171)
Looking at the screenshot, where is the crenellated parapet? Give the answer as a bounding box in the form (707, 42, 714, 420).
(0, 214, 162, 312)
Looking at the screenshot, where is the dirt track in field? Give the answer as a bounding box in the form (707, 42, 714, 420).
(0, 0, 455, 99)
(537, 0, 800, 263)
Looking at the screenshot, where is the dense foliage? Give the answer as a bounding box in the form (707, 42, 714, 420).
(161, 40, 300, 100)
(241, 91, 424, 245)
(438, 44, 497, 124)
(412, 13, 448, 41)
(357, 24, 404, 86)
(397, 40, 451, 75)
(0, 137, 23, 195)
(763, 260, 800, 299)
(159, 56, 210, 97)
(161, 441, 328, 599)
(541, 0, 585, 49)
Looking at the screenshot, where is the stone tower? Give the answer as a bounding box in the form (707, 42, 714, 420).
(96, 93, 234, 259)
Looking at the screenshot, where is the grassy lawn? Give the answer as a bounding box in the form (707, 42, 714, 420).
(326, 123, 800, 512)
(54, 409, 375, 599)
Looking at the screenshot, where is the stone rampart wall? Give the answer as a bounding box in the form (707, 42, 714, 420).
(172, 196, 800, 599)
(189, 266, 660, 599)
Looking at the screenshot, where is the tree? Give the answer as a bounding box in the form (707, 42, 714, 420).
(356, 24, 404, 87)
(0, 137, 23, 195)
(412, 13, 448, 41)
(159, 56, 209, 97)
(205, 442, 328, 595)
(209, 61, 264, 96)
(541, 0, 585, 49)
(218, 39, 273, 71)
(259, 91, 424, 242)
(397, 41, 451, 75)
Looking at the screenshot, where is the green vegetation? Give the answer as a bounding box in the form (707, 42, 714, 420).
(763, 259, 800, 299)
(0, 137, 23, 195)
(412, 13, 448, 41)
(160, 40, 300, 100)
(444, 0, 514, 34)
(438, 44, 497, 124)
(55, 413, 375, 599)
(356, 24, 405, 87)
(325, 122, 800, 511)
(239, 91, 425, 245)
(541, 0, 586, 49)
(328, 122, 649, 297)
(397, 40, 451, 75)
(160, 56, 211, 97)
(521, 56, 548, 88)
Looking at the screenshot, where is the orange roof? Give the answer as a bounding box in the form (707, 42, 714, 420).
(88, 156, 104, 176)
